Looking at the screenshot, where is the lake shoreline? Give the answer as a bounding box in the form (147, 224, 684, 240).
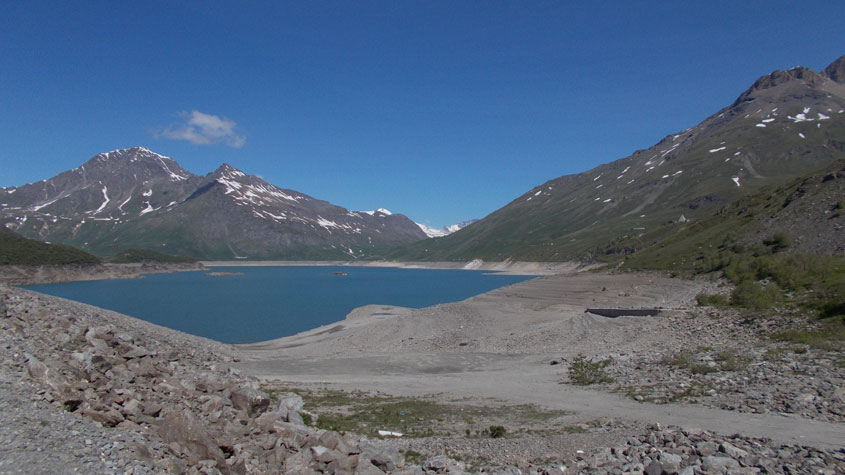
(0, 262, 205, 286)
(202, 259, 594, 276)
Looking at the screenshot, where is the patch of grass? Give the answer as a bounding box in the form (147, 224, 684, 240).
(715, 349, 752, 371)
(0, 228, 100, 265)
(108, 248, 198, 263)
(661, 350, 695, 368)
(763, 348, 786, 362)
(730, 281, 782, 310)
(690, 364, 719, 375)
(696, 292, 730, 308)
(265, 386, 571, 438)
(488, 425, 507, 438)
(568, 354, 614, 385)
(772, 318, 845, 351)
(401, 449, 425, 465)
(661, 349, 718, 374)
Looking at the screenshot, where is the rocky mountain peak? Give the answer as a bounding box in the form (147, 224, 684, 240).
(745, 66, 822, 93)
(823, 55, 845, 83)
(730, 62, 833, 108)
(214, 163, 242, 175)
(80, 147, 192, 183)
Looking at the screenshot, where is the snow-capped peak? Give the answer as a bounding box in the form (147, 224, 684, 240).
(415, 219, 477, 238)
(416, 223, 449, 238)
(362, 208, 392, 216)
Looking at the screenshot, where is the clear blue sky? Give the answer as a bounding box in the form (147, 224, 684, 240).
(1, 1, 843, 228)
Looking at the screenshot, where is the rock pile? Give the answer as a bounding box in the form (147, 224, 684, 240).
(567, 424, 845, 475)
(0, 285, 407, 474)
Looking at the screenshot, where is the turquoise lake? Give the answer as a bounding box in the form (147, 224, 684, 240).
(25, 266, 534, 344)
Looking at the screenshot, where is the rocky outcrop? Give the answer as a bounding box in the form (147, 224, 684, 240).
(0, 285, 407, 473)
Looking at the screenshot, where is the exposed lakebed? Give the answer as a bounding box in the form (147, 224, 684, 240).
(25, 266, 533, 343)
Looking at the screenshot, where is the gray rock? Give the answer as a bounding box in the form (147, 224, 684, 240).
(696, 441, 719, 456)
(156, 410, 227, 469)
(229, 386, 270, 418)
(277, 393, 305, 413)
(644, 461, 663, 475)
(659, 452, 683, 473)
(701, 455, 740, 471)
(720, 441, 749, 459)
(355, 458, 387, 474)
(25, 353, 49, 382)
(360, 441, 402, 472)
(422, 455, 447, 471)
(282, 450, 313, 474)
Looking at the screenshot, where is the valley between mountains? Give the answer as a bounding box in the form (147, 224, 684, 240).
(0, 58, 844, 474)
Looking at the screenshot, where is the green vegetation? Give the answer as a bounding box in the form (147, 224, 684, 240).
(772, 319, 845, 351)
(263, 386, 570, 439)
(568, 354, 614, 385)
(660, 350, 717, 375)
(488, 425, 506, 438)
(0, 228, 100, 265)
(696, 292, 729, 308)
(622, 163, 845, 349)
(714, 349, 751, 372)
(108, 248, 198, 264)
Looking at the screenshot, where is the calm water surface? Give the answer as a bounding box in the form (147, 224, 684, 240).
(26, 266, 533, 344)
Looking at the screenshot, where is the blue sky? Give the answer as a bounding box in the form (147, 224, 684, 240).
(1, 2, 843, 228)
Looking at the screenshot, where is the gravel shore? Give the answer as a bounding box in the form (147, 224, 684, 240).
(1, 265, 843, 473)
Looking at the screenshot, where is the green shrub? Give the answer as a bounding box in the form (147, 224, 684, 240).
(762, 232, 792, 252)
(488, 425, 506, 438)
(773, 318, 845, 351)
(662, 350, 695, 368)
(568, 354, 614, 385)
(696, 293, 729, 307)
(730, 281, 782, 310)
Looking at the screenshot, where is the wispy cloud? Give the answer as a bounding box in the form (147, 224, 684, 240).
(157, 110, 245, 148)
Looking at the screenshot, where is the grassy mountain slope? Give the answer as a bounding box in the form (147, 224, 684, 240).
(622, 158, 844, 274)
(0, 227, 100, 265)
(108, 249, 199, 264)
(389, 58, 845, 262)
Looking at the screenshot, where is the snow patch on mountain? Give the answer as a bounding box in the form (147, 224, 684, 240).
(416, 219, 478, 238)
(92, 186, 110, 214)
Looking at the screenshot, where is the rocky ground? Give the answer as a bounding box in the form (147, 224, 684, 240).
(0, 285, 415, 474)
(0, 262, 205, 286)
(576, 308, 844, 424)
(1, 268, 843, 474)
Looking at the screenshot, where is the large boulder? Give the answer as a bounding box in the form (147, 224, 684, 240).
(156, 410, 228, 472)
(230, 386, 271, 418)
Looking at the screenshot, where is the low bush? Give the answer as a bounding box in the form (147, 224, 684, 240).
(762, 232, 792, 252)
(730, 281, 782, 310)
(568, 354, 614, 385)
(696, 293, 729, 308)
(488, 425, 506, 438)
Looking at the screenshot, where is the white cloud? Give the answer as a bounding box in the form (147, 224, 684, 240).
(158, 110, 245, 148)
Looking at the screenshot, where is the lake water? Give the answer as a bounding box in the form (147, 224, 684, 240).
(25, 266, 533, 344)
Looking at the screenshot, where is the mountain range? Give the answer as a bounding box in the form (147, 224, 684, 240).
(390, 56, 845, 261)
(2, 56, 843, 262)
(0, 147, 428, 259)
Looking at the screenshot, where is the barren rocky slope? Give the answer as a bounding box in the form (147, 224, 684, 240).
(2, 272, 843, 473)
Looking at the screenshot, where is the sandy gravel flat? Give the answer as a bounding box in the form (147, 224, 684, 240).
(234, 271, 845, 450)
